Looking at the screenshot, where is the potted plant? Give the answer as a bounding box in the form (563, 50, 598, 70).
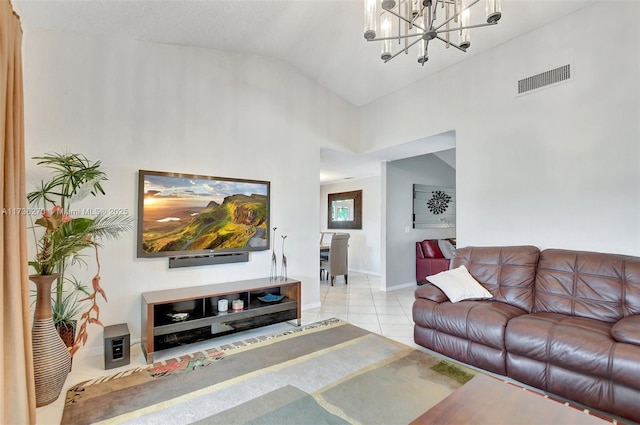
(28, 152, 133, 355)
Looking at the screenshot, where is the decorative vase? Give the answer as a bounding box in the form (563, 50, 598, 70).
(56, 320, 76, 372)
(270, 227, 278, 280)
(31, 274, 72, 407)
(56, 320, 76, 349)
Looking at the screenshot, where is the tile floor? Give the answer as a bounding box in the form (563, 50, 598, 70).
(36, 272, 420, 424)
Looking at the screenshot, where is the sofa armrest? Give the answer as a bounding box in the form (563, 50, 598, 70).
(611, 315, 640, 346)
(415, 283, 448, 303)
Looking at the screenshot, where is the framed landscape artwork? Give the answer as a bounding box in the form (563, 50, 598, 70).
(137, 170, 270, 258)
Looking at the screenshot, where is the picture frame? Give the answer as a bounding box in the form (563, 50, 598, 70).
(328, 190, 362, 229)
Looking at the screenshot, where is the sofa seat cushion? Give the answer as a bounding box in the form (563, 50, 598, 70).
(611, 315, 640, 346)
(505, 312, 640, 390)
(413, 299, 527, 350)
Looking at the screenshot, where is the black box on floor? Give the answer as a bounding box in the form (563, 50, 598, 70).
(103, 323, 130, 370)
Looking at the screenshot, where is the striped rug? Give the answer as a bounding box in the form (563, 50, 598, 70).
(62, 319, 472, 424)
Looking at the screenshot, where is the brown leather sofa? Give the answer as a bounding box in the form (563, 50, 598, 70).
(413, 246, 640, 423)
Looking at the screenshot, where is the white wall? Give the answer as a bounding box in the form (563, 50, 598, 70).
(23, 28, 358, 356)
(320, 176, 381, 275)
(362, 2, 640, 256)
(383, 154, 456, 290)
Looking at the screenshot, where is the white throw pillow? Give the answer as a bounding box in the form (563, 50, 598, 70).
(426, 265, 493, 303)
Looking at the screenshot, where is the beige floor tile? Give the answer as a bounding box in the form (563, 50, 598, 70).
(347, 313, 379, 324)
(319, 304, 349, 314)
(348, 304, 377, 314)
(348, 285, 371, 291)
(377, 314, 412, 325)
(323, 296, 349, 304)
(380, 324, 415, 338)
(374, 306, 406, 315)
(348, 298, 376, 307)
(372, 298, 402, 308)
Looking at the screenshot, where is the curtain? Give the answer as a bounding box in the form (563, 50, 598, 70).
(1, 1, 35, 423)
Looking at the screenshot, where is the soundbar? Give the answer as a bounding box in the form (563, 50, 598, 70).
(168, 252, 249, 268)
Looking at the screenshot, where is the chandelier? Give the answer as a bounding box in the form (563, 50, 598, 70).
(364, 0, 502, 65)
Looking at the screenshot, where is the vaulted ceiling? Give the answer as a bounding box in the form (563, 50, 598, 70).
(14, 0, 593, 183)
(15, 0, 592, 107)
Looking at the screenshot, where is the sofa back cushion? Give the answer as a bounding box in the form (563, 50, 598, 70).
(451, 246, 540, 313)
(416, 240, 444, 259)
(534, 249, 640, 322)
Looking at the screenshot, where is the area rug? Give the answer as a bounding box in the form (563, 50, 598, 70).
(61, 318, 475, 424)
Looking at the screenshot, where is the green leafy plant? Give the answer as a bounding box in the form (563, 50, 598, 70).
(28, 152, 133, 355)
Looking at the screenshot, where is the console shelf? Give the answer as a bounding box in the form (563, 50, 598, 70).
(141, 277, 301, 363)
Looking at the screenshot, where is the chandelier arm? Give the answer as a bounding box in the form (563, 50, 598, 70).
(384, 37, 423, 63)
(433, 0, 481, 32)
(410, 9, 424, 27)
(435, 35, 467, 52)
(368, 32, 424, 42)
(435, 21, 497, 34)
(382, 8, 426, 32)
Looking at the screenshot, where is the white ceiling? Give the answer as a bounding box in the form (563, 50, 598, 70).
(14, 0, 593, 182)
(15, 0, 593, 107)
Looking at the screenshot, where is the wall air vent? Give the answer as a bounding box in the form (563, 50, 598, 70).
(517, 64, 572, 96)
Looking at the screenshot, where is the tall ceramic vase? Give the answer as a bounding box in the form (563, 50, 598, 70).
(280, 235, 287, 280)
(31, 274, 72, 407)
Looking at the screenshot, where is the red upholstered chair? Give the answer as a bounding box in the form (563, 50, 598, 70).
(416, 240, 451, 285)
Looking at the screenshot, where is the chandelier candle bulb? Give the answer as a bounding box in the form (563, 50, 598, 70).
(453, 0, 459, 23)
(486, 0, 502, 23)
(459, 6, 471, 49)
(412, 0, 420, 16)
(381, 17, 392, 61)
(416, 14, 428, 64)
(363, 0, 377, 40)
(417, 39, 428, 64)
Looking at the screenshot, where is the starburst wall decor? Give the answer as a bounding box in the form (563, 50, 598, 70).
(427, 190, 452, 214)
(413, 184, 456, 229)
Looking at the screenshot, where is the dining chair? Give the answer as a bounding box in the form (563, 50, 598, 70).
(319, 232, 334, 248)
(320, 232, 350, 286)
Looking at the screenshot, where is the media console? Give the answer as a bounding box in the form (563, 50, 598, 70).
(141, 277, 301, 363)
